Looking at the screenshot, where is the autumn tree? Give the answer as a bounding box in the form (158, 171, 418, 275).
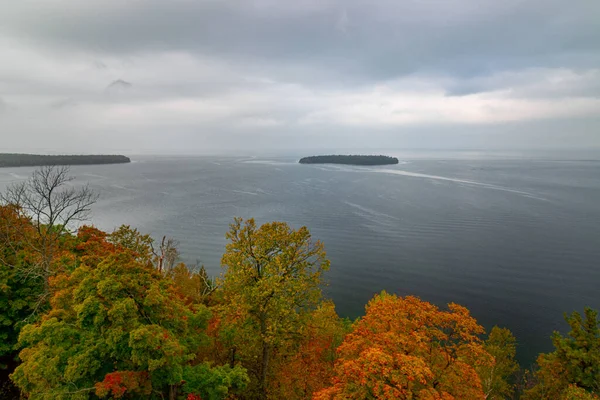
(218, 218, 330, 399)
(11, 249, 247, 399)
(108, 225, 155, 266)
(0, 206, 42, 359)
(270, 301, 351, 399)
(315, 292, 494, 400)
(478, 326, 519, 399)
(562, 385, 600, 400)
(73, 225, 119, 267)
(108, 225, 183, 276)
(0, 167, 97, 385)
(0, 205, 44, 397)
(172, 263, 215, 305)
(523, 308, 599, 399)
(0, 166, 97, 290)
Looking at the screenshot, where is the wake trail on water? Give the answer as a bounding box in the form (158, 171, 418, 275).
(8, 172, 28, 180)
(241, 160, 296, 166)
(344, 201, 400, 220)
(231, 189, 260, 196)
(373, 169, 549, 201)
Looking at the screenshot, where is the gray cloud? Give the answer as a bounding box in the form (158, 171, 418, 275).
(2, 1, 598, 80)
(0, 0, 599, 153)
(445, 69, 600, 98)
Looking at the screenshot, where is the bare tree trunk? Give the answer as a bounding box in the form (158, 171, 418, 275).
(153, 235, 180, 275)
(169, 384, 177, 400)
(229, 346, 237, 368)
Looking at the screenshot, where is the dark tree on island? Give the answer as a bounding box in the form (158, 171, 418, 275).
(299, 155, 399, 166)
(0, 154, 131, 168)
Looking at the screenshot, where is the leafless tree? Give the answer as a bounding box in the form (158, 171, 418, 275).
(0, 165, 98, 291)
(1, 166, 98, 231)
(154, 235, 180, 274)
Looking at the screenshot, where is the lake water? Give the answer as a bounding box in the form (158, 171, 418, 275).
(1, 152, 599, 365)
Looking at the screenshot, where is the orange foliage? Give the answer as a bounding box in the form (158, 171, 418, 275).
(314, 292, 493, 400)
(0, 205, 33, 243)
(75, 225, 118, 267)
(197, 314, 231, 367)
(273, 333, 335, 398)
(271, 302, 347, 399)
(562, 385, 600, 399)
(0, 205, 38, 266)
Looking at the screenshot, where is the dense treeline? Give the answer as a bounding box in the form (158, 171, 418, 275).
(0, 153, 131, 167)
(299, 155, 399, 166)
(0, 166, 598, 399)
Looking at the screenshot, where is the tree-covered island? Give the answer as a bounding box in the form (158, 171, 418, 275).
(299, 155, 399, 166)
(0, 153, 131, 168)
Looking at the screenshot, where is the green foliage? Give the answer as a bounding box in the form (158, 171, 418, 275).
(218, 217, 330, 398)
(523, 308, 600, 399)
(172, 263, 215, 305)
(478, 326, 519, 399)
(108, 225, 155, 265)
(553, 308, 600, 392)
(562, 385, 600, 399)
(0, 205, 45, 364)
(181, 363, 249, 400)
(270, 301, 351, 399)
(10, 251, 245, 399)
(0, 264, 43, 362)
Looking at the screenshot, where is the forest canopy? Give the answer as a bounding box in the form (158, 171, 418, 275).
(299, 155, 399, 166)
(0, 153, 131, 167)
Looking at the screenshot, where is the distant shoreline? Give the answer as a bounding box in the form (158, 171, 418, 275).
(299, 155, 399, 166)
(0, 153, 131, 168)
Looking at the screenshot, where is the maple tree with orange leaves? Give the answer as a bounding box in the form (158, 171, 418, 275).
(315, 292, 496, 400)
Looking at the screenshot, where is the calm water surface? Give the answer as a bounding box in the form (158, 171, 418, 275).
(1, 153, 599, 365)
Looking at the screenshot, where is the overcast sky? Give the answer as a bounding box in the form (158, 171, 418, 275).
(1, 0, 599, 154)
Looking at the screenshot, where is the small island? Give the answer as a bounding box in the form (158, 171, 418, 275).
(0, 154, 131, 168)
(299, 155, 399, 166)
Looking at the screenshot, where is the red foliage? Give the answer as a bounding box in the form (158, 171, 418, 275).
(75, 225, 118, 266)
(95, 371, 152, 398)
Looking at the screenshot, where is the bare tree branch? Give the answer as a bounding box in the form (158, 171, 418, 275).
(153, 235, 180, 275)
(0, 165, 99, 298)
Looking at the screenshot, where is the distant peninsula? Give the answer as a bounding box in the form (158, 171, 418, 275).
(299, 155, 399, 166)
(0, 154, 131, 168)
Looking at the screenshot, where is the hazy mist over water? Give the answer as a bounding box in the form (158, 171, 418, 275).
(1, 152, 599, 365)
